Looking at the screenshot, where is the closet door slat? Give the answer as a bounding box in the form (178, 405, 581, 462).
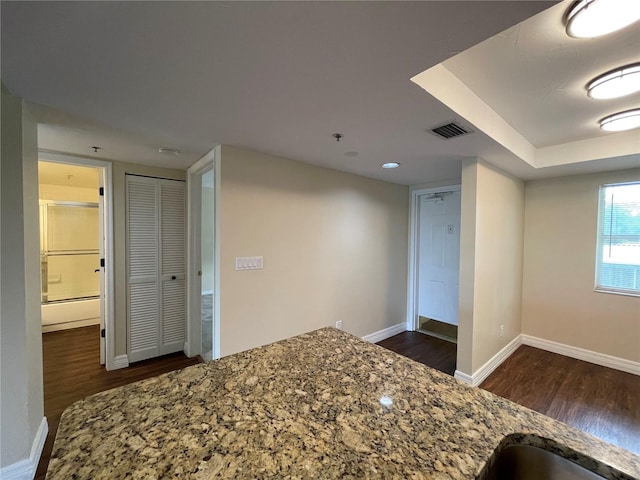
(160, 179, 186, 352)
(126, 176, 161, 363)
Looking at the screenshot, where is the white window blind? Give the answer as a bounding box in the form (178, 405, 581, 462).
(595, 181, 640, 296)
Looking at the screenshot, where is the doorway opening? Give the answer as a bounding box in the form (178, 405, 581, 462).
(200, 169, 215, 360)
(38, 152, 115, 369)
(408, 185, 461, 346)
(187, 148, 219, 361)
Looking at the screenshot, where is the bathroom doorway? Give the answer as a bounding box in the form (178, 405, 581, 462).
(187, 148, 219, 361)
(199, 169, 215, 360)
(38, 153, 115, 368)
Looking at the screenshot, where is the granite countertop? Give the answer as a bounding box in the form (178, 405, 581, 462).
(47, 328, 640, 479)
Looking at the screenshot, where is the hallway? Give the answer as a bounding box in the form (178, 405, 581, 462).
(36, 326, 201, 479)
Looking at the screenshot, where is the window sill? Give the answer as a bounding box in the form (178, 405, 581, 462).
(594, 287, 640, 298)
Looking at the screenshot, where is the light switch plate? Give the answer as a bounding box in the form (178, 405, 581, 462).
(235, 256, 263, 271)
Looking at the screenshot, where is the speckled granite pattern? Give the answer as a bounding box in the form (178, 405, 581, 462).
(47, 328, 640, 479)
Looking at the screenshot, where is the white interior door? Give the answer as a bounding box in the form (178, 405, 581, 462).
(159, 180, 186, 355)
(417, 190, 461, 326)
(127, 176, 160, 363)
(186, 151, 217, 362)
(127, 175, 186, 363)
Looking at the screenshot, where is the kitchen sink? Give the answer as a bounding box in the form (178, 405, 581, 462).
(482, 444, 606, 480)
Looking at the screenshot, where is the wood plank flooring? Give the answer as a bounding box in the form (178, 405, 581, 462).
(377, 331, 640, 456)
(36, 325, 201, 480)
(36, 327, 640, 477)
(481, 345, 640, 456)
(377, 331, 457, 376)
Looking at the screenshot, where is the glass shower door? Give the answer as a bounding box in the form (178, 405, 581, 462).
(41, 202, 100, 303)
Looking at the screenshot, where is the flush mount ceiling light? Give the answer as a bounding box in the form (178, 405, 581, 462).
(587, 64, 640, 99)
(158, 147, 180, 155)
(565, 0, 640, 38)
(381, 162, 400, 169)
(599, 109, 640, 131)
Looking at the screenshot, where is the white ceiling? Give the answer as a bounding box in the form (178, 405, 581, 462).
(2, 1, 638, 185)
(444, 1, 640, 148)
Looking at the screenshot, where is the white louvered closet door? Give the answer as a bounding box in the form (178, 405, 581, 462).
(159, 180, 186, 355)
(126, 175, 186, 363)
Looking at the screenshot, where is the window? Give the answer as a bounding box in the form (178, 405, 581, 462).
(595, 181, 640, 296)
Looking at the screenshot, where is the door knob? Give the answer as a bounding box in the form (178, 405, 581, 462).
(171, 275, 177, 280)
(94, 269, 100, 273)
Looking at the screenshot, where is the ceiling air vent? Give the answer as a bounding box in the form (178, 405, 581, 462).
(430, 122, 472, 140)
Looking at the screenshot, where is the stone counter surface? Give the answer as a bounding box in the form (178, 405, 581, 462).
(47, 328, 639, 479)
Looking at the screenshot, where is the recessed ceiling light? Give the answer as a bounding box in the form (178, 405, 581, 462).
(565, 0, 640, 38)
(587, 64, 640, 99)
(599, 109, 640, 132)
(158, 147, 180, 155)
(381, 162, 400, 169)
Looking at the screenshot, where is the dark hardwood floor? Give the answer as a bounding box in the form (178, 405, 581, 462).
(36, 325, 201, 479)
(481, 345, 640, 456)
(36, 328, 639, 477)
(377, 331, 640, 456)
(377, 331, 457, 376)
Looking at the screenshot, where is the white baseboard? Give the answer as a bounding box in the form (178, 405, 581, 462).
(112, 354, 129, 370)
(454, 334, 522, 387)
(521, 334, 640, 376)
(455, 333, 640, 387)
(453, 370, 473, 385)
(42, 317, 100, 333)
(0, 417, 48, 480)
(361, 323, 405, 343)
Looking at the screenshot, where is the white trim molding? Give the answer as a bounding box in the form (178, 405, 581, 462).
(406, 184, 462, 333)
(113, 354, 129, 369)
(521, 335, 640, 376)
(455, 333, 640, 387)
(186, 146, 221, 361)
(453, 370, 473, 385)
(454, 334, 522, 387)
(0, 417, 48, 480)
(38, 151, 116, 371)
(361, 323, 405, 344)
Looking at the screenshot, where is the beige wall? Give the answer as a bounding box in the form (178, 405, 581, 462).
(112, 161, 186, 358)
(219, 146, 408, 356)
(522, 169, 640, 362)
(40, 184, 98, 202)
(1, 88, 44, 468)
(458, 159, 525, 375)
(457, 160, 478, 376)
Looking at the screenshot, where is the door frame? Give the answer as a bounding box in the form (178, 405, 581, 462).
(38, 151, 116, 370)
(406, 184, 461, 332)
(185, 146, 221, 360)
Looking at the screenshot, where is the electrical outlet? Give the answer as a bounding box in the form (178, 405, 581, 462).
(500, 324, 504, 337)
(335, 320, 343, 330)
